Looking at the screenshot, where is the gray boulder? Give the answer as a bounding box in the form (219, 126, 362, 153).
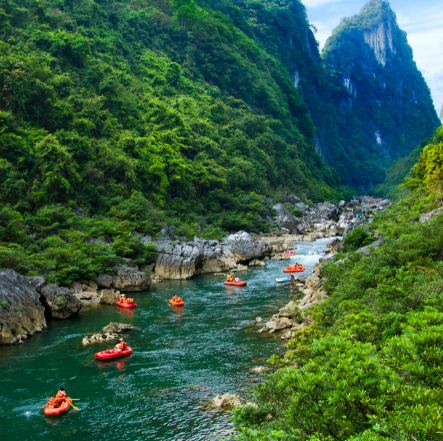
(99, 289, 121, 304)
(316, 202, 339, 221)
(98, 265, 150, 292)
(0, 269, 46, 345)
(223, 231, 269, 262)
(154, 231, 270, 279)
(272, 203, 298, 232)
(208, 393, 241, 409)
(40, 284, 82, 319)
(101, 322, 135, 334)
(28, 276, 46, 291)
(293, 202, 310, 213)
(139, 235, 152, 246)
(82, 322, 135, 346)
(155, 241, 204, 280)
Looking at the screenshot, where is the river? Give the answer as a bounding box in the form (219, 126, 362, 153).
(0, 238, 331, 440)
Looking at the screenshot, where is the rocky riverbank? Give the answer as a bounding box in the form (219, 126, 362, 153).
(253, 196, 394, 345)
(0, 196, 391, 345)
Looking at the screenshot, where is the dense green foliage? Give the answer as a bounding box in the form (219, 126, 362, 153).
(372, 125, 443, 198)
(205, 0, 440, 191)
(233, 127, 443, 440)
(320, 0, 440, 190)
(0, 0, 346, 284)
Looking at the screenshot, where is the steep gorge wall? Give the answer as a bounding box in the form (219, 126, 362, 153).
(320, 0, 440, 190)
(207, 0, 439, 191)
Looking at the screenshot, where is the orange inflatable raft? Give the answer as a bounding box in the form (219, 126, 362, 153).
(223, 281, 247, 286)
(44, 398, 72, 416)
(95, 347, 133, 360)
(169, 298, 184, 306)
(116, 300, 137, 308)
(282, 266, 305, 273)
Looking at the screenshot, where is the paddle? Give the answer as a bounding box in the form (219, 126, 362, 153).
(38, 403, 47, 414)
(67, 400, 80, 411)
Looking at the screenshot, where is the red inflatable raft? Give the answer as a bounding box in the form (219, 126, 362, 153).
(282, 267, 305, 273)
(223, 281, 247, 286)
(169, 299, 184, 306)
(95, 347, 133, 360)
(116, 301, 137, 308)
(44, 398, 72, 417)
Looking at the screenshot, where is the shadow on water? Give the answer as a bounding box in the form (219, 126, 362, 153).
(0, 238, 331, 440)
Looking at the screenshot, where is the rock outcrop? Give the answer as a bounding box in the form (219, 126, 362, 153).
(0, 269, 46, 345)
(97, 264, 150, 292)
(71, 280, 101, 305)
(99, 289, 121, 304)
(207, 393, 242, 409)
(82, 322, 135, 346)
(324, 238, 343, 254)
(39, 283, 82, 319)
(154, 231, 270, 280)
(249, 366, 270, 373)
(258, 270, 326, 339)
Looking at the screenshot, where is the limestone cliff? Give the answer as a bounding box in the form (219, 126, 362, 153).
(0, 269, 46, 344)
(320, 0, 440, 190)
(203, 0, 438, 190)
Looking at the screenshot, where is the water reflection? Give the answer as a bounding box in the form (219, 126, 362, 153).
(95, 356, 130, 371)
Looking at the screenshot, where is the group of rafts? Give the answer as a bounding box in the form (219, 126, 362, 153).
(276, 250, 305, 283)
(40, 254, 303, 416)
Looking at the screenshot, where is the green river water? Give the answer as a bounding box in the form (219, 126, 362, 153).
(0, 238, 330, 441)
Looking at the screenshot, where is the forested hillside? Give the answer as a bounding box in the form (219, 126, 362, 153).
(0, 0, 438, 285)
(320, 0, 440, 190)
(198, 0, 440, 191)
(0, 0, 344, 284)
(371, 127, 443, 199)
(234, 125, 443, 439)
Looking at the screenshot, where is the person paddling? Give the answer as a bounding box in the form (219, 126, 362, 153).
(115, 338, 127, 353)
(55, 387, 66, 406)
(47, 395, 58, 409)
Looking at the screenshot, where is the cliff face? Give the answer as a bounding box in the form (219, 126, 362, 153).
(320, 0, 440, 190)
(204, 0, 438, 190)
(0, 269, 46, 344)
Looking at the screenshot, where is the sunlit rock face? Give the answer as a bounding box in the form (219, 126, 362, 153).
(363, 20, 395, 67)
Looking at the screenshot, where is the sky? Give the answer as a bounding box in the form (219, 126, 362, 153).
(302, 0, 443, 118)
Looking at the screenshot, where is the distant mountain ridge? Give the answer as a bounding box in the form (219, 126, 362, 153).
(319, 0, 440, 190)
(206, 0, 440, 191)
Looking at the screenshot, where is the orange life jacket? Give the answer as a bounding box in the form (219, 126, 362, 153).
(56, 390, 66, 402)
(48, 398, 58, 407)
(116, 341, 126, 350)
